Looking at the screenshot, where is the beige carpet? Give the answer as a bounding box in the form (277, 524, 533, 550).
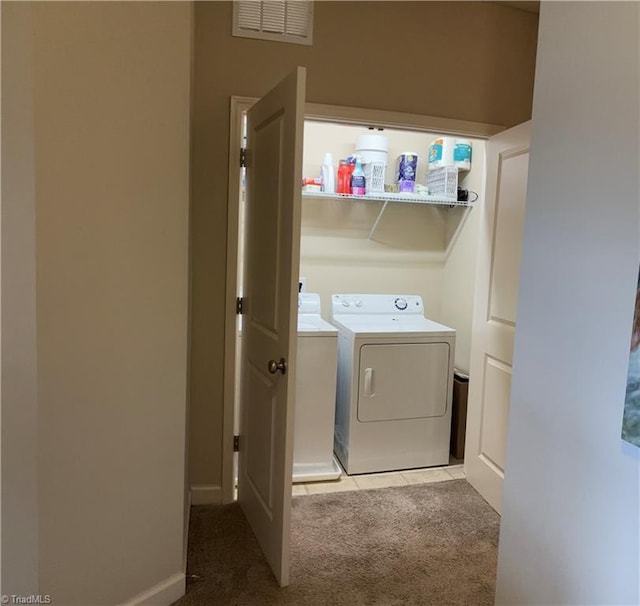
(173, 479, 499, 606)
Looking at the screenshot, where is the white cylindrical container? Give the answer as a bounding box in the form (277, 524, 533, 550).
(356, 133, 389, 193)
(454, 139, 472, 171)
(428, 137, 455, 170)
(321, 152, 335, 193)
(355, 133, 389, 165)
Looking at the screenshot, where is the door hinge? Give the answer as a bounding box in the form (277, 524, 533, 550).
(236, 296, 245, 315)
(240, 147, 247, 168)
(233, 435, 240, 452)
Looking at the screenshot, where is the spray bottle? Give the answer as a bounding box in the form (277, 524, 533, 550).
(350, 156, 366, 196)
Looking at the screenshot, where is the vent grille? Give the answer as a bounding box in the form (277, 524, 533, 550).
(233, 1, 313, 46)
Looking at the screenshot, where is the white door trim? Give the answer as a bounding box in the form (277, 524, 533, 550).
(222, 99, 505, 503)
(222, 96, 255, 504)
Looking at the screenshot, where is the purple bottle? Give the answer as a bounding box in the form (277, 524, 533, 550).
(350, 156, 366, 196)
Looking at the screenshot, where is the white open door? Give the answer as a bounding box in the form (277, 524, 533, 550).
(465, 122, 531, 513)
(237, 67, 305, 587)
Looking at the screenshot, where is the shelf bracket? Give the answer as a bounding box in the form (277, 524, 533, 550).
(368, 200, 390, 240)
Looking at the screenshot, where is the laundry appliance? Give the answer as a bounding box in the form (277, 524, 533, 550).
(331, 294, 455, 475)
(293, 293, 342, 483)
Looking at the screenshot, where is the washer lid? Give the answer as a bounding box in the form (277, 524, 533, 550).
(298, 292, 322, 314)
(297, 315, 338, 336)
(331, 314, 455, 338)
(297, 292, 336, 335)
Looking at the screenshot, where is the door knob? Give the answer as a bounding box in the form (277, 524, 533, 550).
(268, 358, 287, 375)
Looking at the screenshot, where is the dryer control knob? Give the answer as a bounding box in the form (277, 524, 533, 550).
(394, 297, 408, 310)
(342, 299, 351, 308)
(355, 299, 363, 308)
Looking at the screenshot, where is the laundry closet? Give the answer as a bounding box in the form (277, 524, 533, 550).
(232, 104, 490, 486)
(282, 118, 485, 478)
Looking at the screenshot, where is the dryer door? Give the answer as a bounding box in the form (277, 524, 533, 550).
(357, 342, 450, 422)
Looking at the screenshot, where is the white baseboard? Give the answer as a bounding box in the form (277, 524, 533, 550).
(190, 484, 222, 505)
(120, 572, 185, 606)
(182, 488, 191, 572)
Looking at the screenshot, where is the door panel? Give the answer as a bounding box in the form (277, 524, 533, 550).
(479, 355, 512, 472)
(246, 362, 276, 511)
(250, 115, 284, 332)
(238, 67, 306, 587)
(465, 122, 530, 513)
(488, 150, 529, 326)
(357, 343, 450, 422)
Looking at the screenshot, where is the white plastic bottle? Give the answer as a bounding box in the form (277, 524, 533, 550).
(428, 137, 455, 170)
(321, 152, 335, 194)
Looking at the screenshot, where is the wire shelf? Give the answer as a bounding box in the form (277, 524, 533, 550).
(302, 191, 472, 207)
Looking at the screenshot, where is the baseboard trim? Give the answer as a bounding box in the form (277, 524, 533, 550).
(182, 488, 191, 572)
(120, 572, 185, 606)
(190, 484, 222, 505)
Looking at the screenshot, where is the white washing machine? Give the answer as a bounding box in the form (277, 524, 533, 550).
(293, 293, 342, 483)
(331, 294, 455, 475)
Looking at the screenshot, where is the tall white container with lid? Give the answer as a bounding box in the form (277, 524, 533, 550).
(356, 133, 389, 164)
(356, 133, 388, 192)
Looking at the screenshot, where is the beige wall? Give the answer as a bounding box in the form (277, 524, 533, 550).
(14, 2, 192, 604)
(190, 0, 539, 490)
(301, 121, 449, 321)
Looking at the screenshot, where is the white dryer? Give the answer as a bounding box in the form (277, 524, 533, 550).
(331, 294, 455, 475)
(293, 293, 342, 483)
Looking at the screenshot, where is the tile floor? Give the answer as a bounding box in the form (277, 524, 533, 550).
(293, 462, 465, 496)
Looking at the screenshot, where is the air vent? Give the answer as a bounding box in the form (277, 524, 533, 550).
(233, 1, 314, 46)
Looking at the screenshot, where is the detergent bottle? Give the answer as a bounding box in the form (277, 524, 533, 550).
(350, 156, 366, 196)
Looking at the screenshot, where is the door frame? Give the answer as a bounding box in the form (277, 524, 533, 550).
(222, 97, 504, 503)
